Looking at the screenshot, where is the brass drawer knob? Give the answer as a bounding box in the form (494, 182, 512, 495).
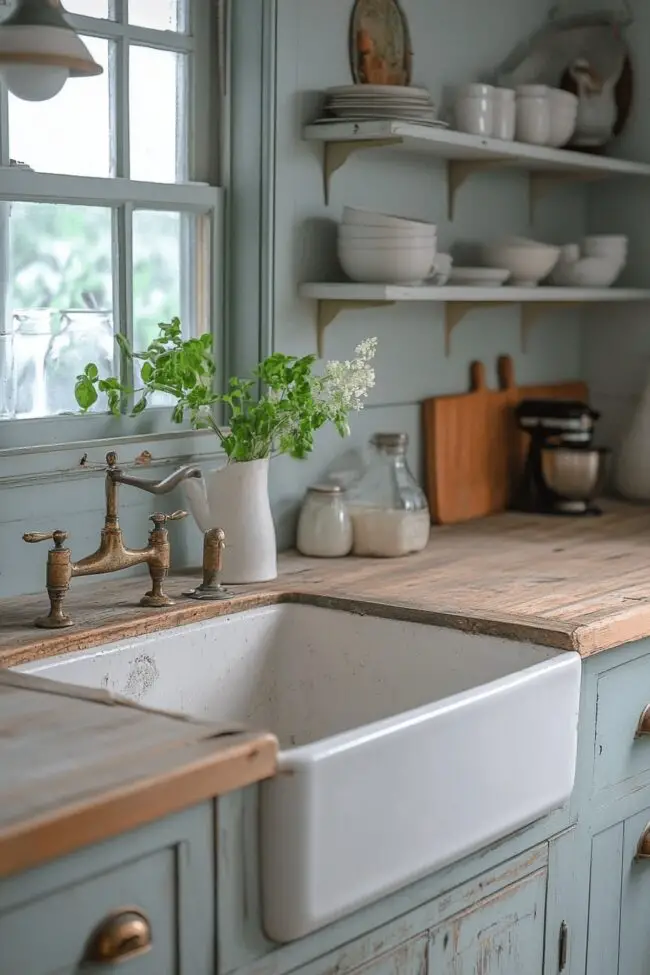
(84, 908, 152, 964)
(636, 824, 650, 860)
(635, 705, 650, 738)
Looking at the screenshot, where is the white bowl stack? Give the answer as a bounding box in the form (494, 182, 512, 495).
(549, 235, 628, 287)
(339, 208, 438, 284)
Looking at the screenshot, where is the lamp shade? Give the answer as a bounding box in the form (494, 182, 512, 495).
(0, 0, 102, 101)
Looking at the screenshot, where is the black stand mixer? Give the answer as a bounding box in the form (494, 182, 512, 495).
(515, 399, 610, 516)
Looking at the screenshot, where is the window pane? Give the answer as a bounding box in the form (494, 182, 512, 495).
(9, 37, 111, 177)
(133, 210, 182, 350)
(0, 203, 114, 420)
(132, 211, 210, 407)
(129, 0, 185, 31)
(63, 0, 111, 17)
(130, 46, 185, 183)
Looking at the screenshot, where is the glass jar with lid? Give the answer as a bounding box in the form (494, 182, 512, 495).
(297, 483, 353, 558)
(348, 433, 430, 557)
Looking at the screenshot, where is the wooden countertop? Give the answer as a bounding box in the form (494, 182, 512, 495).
(3, 500, 650, 663)
(0, 671, 277, 879)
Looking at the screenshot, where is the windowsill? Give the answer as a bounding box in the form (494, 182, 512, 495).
(0, 426, 226, 488)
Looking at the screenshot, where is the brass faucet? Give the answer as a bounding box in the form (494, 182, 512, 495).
(23, 451, 203, 629)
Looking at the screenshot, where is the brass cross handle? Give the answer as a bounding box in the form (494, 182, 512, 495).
(149, 510, 188, 528)
(23, 529, 69, 549)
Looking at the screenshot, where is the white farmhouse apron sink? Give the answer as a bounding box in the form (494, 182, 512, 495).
(17, 603, 581, 943)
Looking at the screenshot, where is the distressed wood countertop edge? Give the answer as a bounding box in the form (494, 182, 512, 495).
(0, 729, 278, 880)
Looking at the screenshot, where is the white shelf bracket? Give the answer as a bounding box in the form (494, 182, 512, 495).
(316, 298, 396, 357)
(322, 138, 403, 206)
(446, 157, 511, 221)
(444, 300, 512, 356)
(528, 170, 603, 224)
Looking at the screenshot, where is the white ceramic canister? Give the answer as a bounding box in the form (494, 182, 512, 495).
(516, 85, 551, 145)
(455, 83, 495, 138)
(492, 87, 516, 141)
(297, 484, 353, 558)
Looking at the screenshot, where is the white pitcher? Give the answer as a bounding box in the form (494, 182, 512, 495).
(182, 458, 277, 583)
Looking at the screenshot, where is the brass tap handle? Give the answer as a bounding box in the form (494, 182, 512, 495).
(149, 510, 188, 528)
(23, 529, 69, 549)
(183, 527, 232, 601)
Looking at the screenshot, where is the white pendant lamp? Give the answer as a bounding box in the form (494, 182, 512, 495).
(0, 0, 102, 102)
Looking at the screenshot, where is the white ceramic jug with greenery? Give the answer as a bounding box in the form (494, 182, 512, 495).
(75, 320, 376, 583)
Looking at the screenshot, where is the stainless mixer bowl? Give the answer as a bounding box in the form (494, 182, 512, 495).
(540, 447, 609, 501)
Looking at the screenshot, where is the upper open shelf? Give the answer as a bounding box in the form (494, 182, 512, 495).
(303, 119, 650, 216)
(298, 282, 650, 356)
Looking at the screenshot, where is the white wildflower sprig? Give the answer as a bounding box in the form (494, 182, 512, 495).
(319, 336, 377, 413)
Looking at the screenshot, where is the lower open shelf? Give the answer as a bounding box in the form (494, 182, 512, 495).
(298, 283, 650, 356)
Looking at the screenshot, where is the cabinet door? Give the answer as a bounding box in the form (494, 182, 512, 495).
(586, 805, 650, 975)
(618, 807, 650, 975)
(428, 868, 547, 974)
(349, 935, 428, 975)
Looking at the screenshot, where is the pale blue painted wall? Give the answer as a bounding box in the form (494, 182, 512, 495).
(1, 0, 590, 597)
(580, 2, 650, 456)
(269, 0, 586, 547)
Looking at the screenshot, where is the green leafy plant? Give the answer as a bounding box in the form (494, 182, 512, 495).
(75, 319, 377, 463)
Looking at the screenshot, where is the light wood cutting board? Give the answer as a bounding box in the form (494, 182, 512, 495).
(422, 360, 514, 525)
(422, 356, 589, 525)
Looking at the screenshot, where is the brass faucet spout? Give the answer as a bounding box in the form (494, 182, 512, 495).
(109, 465, 202, 496)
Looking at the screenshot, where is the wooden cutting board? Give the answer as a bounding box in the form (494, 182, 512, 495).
(422, 356, 589, 525)
(422, 360, 515, 525)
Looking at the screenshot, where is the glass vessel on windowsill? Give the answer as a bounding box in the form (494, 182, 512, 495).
(347, 433, 430, 558)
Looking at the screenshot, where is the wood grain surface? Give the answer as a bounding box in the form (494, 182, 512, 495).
(422, 360, 513, 525)
(3, 500, 650, 662)
(0, 671, 277, 879)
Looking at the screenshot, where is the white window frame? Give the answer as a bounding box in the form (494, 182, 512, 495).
(0, 0, 225, 460)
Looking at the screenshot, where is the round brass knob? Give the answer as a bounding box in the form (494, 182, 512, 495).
(635, 705, 650, 738)
(84, 908, 152, 964)
(635, 824, 650, 861)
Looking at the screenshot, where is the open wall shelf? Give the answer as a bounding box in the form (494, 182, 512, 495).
(298, 283, 650, 356)
(303, 119, 650, 217)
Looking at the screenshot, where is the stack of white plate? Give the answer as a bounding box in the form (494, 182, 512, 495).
(338, 207, 437, 285)
(323, 84, 442, 126)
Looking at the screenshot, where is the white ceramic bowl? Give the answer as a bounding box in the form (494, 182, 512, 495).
(549, 256, 622, 288)
(338, 242, 437, 284)
(582, 235, 628, 260)
(343, 207, 436, 231)
(338, 235, 437, 250)
(483, 240, 560, 287)
(338, 224, 437, 242)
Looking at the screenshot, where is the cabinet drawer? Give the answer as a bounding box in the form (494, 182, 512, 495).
(0, 804, 214, 975)
(594, 653, 650, 794)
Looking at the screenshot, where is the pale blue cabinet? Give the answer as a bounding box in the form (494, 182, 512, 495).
(428, 868, 547, 975)
(347, 935, 428, 975)
(586, 806, 650, 975)
(0, 803, 215, 975)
